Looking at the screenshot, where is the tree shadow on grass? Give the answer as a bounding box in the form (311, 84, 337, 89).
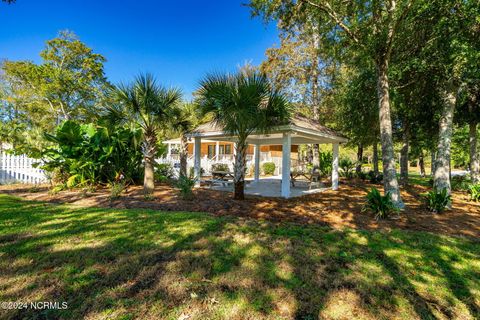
(1, 196, 479, 319)
(419, 239, 480, 317)
(0, 200, 228, 319)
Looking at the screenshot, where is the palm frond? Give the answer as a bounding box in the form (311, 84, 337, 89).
(196, 69, 291, 140)
(108, 73, 182, 132)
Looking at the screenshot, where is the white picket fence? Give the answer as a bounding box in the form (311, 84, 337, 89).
(0, 153, 48, 184)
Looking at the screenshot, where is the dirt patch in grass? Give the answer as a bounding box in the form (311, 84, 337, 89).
(1, 179, 479, 239)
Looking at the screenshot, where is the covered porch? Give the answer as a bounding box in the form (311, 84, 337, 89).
(210, 175, 331, 198)
(190, 116, 347, 198)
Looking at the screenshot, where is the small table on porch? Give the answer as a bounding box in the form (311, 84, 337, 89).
(211, 170, 234, 180)
(290, 170, 322, 189)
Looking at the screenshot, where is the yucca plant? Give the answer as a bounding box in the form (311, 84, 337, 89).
(424, 188, 451, 213)
(339, 158, 356, 179)
(176, 175, 197, 200)
(469, 184, 480, 202)
(109, 182, 125, 200)
(363, 187, 398, 220)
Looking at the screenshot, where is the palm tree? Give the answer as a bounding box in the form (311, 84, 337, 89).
(168, 102, 202, 177)
(196, 70, 290, 200)
(108, 73, 182, 195)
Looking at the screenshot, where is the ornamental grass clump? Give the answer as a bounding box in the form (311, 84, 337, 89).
(363, 187, 398, 220)
(468, 184, 480, 202)
(424, 188, 451, 213)
(177, 175, 197, 200)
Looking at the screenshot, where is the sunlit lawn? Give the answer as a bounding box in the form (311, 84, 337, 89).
(0, 194, 479, 319)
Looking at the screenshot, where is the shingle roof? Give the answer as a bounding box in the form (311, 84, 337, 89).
(191, 114, 346, 139)
(290, 115, 346, 138)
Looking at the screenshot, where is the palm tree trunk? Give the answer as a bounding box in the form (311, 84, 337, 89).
(376, 60, 403, 208)
(469, 121, 479, 183)
(179, 133, 188, 178)
(434, 88, 456, 195)
(142, 133, 157, 195)
(233, 141, 247, 200)
(144, 157, 155, 194)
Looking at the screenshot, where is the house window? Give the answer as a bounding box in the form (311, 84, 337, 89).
(170, 144, 179, 155)
(218, 144, 232, 155)
(207, 145, 215, 159)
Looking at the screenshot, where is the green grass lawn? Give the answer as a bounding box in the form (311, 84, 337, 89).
(0, 194, 479, 319)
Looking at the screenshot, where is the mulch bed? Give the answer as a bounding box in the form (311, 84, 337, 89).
(1, 180, 479, 239)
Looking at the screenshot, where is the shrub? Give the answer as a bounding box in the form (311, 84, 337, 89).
(469, 184, 480, 202)
(177, 175, 196, 200)
(28, 185, 41, 193)
(109, 182, 125, 200)
(424, 188, 451, 213)
(262, 162, 276, 175)
(319, 151, 333, 176)
(211, 163, 229, 172)
(356, 171, 368, 180)
(189, 167, 205, 178)
(367, 170, 383, 184)
(143, 193, 155, 201)
(451, 175, 471, 191)
(155, 163, 175, 183)
(49, 184, 67, 195)
(339, 158, 356, 179)
(363, 188, 398, 220)
(42, 120, 143, 187)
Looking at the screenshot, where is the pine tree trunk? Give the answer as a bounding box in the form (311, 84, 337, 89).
(373, 141, 379, 176)
(419, 153, 426, 177)
(356, 143, 363, 174)
(179, 133, 188, 178)
(433, 89, 456, 195)
(431, 150, 436, 177)
(311, 23, 321, 168)
(312, 144, 320, 167)
(306, 145, 313, 164)
(376, 60, 403, 207)
(469, 121, 479, 183)
(142, 133, 157, 195)
(233, 141, 247, 200)
(400, 124, 409, 184)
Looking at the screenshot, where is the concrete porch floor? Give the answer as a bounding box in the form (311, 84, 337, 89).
(205, 175, 330, 198)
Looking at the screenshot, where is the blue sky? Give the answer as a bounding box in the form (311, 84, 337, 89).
(0, 0, 278, 97)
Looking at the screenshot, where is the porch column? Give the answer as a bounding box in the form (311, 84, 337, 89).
(167, 143, 171, 158)
(332, 143, 339, 190)
(281, 133, 291, 198)
(194, 137, 201, 187)
(215, 141, 220, 160)
(254, 143, 261, 183)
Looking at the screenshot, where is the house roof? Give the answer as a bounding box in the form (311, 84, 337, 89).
(188, 115, 347, 145)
